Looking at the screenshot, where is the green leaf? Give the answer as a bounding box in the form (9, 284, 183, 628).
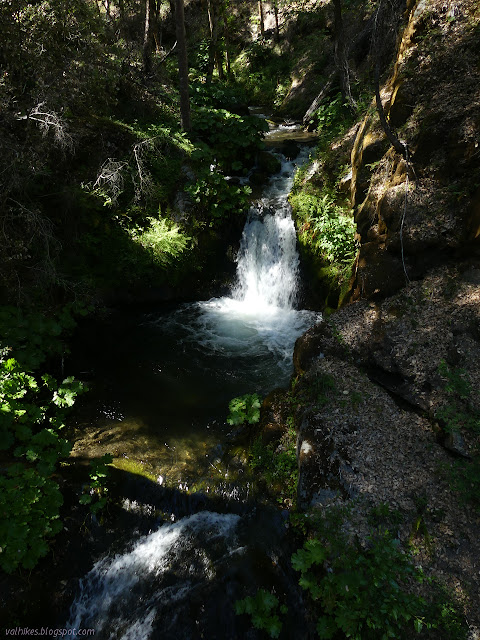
(317, 616, 336, 639)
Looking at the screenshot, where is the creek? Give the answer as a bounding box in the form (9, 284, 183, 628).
(66, 123, 320, 638)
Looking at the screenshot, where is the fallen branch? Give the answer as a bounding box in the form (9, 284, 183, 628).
(17, 103, 74, 151)
(302, 70, 337, 126)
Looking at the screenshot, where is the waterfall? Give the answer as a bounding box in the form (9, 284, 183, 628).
(233, 147, 309, 312)
(66, 135, 320, 638)
(234, 209, 299, 310)
(150, 145, 321, 386)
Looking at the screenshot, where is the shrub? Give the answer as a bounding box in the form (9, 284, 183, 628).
(186, 170, 252, 224)
(235, 589, 287, 639)
(292, 529, 430, 638)
(291, 507, 467, 639)
(227, 393, 261, 426)
(130, 217, 191, 268)
(0, 357, 84, 572)
(290, 192, 357, 265)
(191, 107, 268, 173)
(79, 453, 113, 515)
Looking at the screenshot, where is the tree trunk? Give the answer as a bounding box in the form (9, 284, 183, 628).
(206, 0, 223, 82)
(118, 0, 125, 25)
(143, 0, 154, 73)
(333, 0, 356, 110)
(153, 0, 162, 53)
(258, 0, 265, 38)
(175, 0, 191, 131)
(206, 0, 215, 82)
(224, 12, 231, 75)
(273, 2, 279, 41)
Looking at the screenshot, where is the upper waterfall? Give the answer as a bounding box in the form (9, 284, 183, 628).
(233, 145, 311, 313)
(234, 209, 299, 310)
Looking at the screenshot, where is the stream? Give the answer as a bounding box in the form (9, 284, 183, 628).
(66, 124, 321, 638)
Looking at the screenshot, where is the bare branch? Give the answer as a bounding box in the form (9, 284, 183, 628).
(92, 158, 129, 205)
(18, 103, 74, 151)
(132, 138, 159, 201)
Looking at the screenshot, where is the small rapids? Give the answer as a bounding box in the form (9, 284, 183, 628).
(68, 512, 242, 639)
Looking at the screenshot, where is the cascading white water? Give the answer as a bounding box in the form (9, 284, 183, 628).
(171, 145, 321, 381)
(67, 135, 321, 638)
(234, 210, 299, 309)
(68, 512, 242, 639)
(233, 149, 305, 310)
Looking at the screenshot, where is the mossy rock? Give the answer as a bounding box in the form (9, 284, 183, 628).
(256, 149, 282, 175)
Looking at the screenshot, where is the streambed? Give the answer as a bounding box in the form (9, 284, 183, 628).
(66, 128, 321, 637)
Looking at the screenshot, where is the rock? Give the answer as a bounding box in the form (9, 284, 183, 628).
(293, 325, 324, 375)
(462, 268, 480, 285)
(282, 140, 300, 160)
(351, 242, 406, 299)
(256, 150, 282, 176)
(443, 431, 471, 459)
(338, 169, 352, 193)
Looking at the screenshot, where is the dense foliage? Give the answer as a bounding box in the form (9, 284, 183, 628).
(291, 507, 467, 640)
(0, 357, 84, 572)
(235, 589, 287, 639)
(227, 393, 261, 426)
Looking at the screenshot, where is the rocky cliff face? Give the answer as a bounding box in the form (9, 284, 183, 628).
(350, 0, 480, 298)
(290, 263, 480, 636)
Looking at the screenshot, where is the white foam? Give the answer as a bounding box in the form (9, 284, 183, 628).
(68, 512, 241, 639)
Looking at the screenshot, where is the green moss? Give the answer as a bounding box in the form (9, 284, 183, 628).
(112, 458, 157, 483)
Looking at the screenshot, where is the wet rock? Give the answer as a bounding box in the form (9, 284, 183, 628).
(249, 170, 270, 186)
(293, 324, 327, 375)
(256, 149, 282, 176)
(282, 140, 300, 160)
(296, 413, 339, 510)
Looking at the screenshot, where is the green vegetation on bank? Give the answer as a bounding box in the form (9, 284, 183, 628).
(227, 393, 261, 426)
(235, 588, 287, 639)
(0, 304, 115, 571)
(237, 364, 470, 639)
(290, 507, 467, 640)
(436, 361, 480, 511)
(290, 95, 360, 310)
(0, 356, 84, 572)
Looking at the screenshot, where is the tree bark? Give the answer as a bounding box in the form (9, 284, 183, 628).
(175, 0, 191, 131)
(258, 0, 265, 38)
(224, 12, 231, 75)
(206, 0, 224, 82)
(273, 2, 280, 41)
(143, 0, 155, 73)
(153, 0, 162, 52)
(333, 0, 356, 110)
